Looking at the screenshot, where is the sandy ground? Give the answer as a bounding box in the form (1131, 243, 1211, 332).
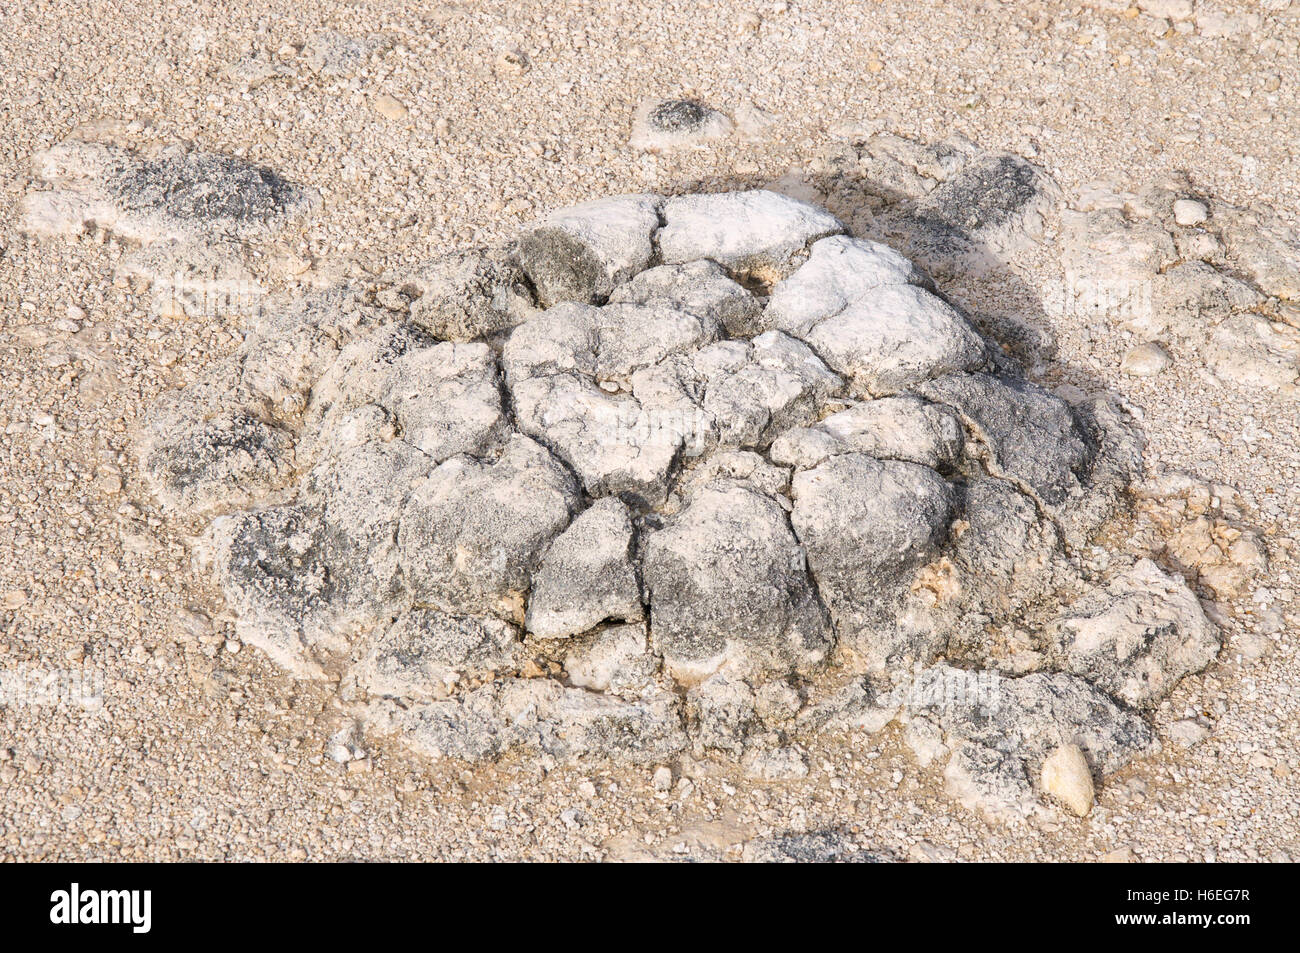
(1, 0, 1298, 861)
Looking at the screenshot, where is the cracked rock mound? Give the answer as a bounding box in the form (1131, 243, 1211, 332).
(136, 187, 1220, 820)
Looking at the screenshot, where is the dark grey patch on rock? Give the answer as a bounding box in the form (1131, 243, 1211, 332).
(104, 148, 310, 233)
(917, 372, 1096, 508)
(743, 831, 889, 863)
(646, 99, 711, 133)
(392, 246, 536, 341)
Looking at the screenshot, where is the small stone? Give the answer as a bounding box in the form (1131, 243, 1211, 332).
(1121, 342, 1172, 377)
(652, 765, 673, 792)
(494, 49, 530, 74)
(1041, 744, 1095, 817)
(373, 94, 409, 121)
(3, 590, 27, 609)
(1172, 199, 1209, 226)
(631, 99, 734, 152)
(1101, 845, 1137, 863)
(224, 639, 242, 654)
(1169, 719, 1209, 747)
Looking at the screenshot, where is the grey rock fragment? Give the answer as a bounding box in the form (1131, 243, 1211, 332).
(765, 235, 931, 336)
(304, 323, 507, 464)
(687, 672, 758, 758)
(303, 437, 435, 606)
(563, 623, 659, 697)
(691, 331, 843, 449)
(392, 246, 536, 340)
(800, 284, 988, 397)
(200, 504, 369, 677)
(791, 453, 955, 671)
(893, 152, 1060, 276)
(526, 497, 644, 638)
(514, 194, 662, 306)
(353, 608, 522, 700)
(397, 436, 582, 621)
(138, 391, 296, 518)
(1049, 559, 1220, 709)
(917, 372, 1096, 507)
(644, 480, 831, 681)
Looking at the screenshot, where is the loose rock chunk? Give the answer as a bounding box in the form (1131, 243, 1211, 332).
(687, 672, 758, 758)
(136, 360, 296, 518)
(201, 500, 406, 678)
(1049, 559, 1220, 709)
(657, 190, 844, 283)
(303, 437, 435, 602)
(23, 139, 318, 243)
(643, 480, 831, 681)
(513, 194, 662, 306)
(526, 497, 645, 638)
(630, 98, 734, 152)
(563, 623, 660, 697)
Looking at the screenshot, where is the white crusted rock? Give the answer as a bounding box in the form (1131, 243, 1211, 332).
(766, 235, 930, 337)
(630, 99, 734, 152)
(770, 395, 964, 471)
(658, 190, 843, 282)
(801, 284, 988, 396)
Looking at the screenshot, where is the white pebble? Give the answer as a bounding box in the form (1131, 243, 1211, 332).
(1173, 199, 1209, 226)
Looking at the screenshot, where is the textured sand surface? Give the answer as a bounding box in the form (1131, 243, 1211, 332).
(1, 0, 1297, 861)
